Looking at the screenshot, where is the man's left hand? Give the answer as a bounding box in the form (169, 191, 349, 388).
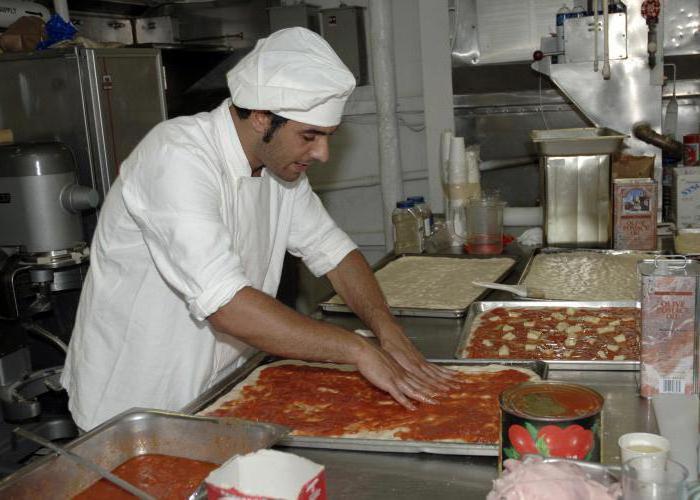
(379, 326, 460, 393)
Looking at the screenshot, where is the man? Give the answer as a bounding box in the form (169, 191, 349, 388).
(62, 27, 453, 431)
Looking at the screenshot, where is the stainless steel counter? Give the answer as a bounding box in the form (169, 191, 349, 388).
(300, 293, 656, 499)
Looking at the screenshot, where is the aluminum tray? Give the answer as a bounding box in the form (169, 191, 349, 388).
(516, 247, 660, 301)
(455, 300, 640, 371)
(0, 408, 288, 499)
(531, 127, 627, 156)
(319, 253, 517, 318)
(187, 357, 548, 457)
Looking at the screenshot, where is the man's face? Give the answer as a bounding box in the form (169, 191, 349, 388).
(255, 118, 337, 182)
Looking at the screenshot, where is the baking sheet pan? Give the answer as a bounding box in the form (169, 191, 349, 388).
(530, 127, 627, 156)
(0, 408, 288, 499)
(186, 357, 547, 457)
(455, 300, 640, 371)
(320, 253, 517, 318)
(516, 247, 660, 301)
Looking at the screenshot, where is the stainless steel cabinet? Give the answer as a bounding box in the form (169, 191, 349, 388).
(0, 48, 167, 239)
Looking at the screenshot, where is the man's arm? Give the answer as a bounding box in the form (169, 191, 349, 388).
(208, 286, 438, 410)
(325, 250, 457, 388)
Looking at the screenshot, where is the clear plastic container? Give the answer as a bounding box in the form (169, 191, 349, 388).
(392, 201, 423, 254)
(407, 195, 434, 238)
(466, 196, 506, 255)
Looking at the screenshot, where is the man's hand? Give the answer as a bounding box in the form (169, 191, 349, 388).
(379, 326, 461, 392)
(355, 342, 440, 411)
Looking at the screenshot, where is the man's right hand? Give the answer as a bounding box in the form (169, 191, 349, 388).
(354, 342, 443, 411)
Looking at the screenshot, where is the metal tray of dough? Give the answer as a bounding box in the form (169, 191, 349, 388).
(185, 356, 547, 457)
(455, 300, 640, 371)
(515, 247, 660, 301)
(530, 127, 627, 156)
(319, 253, 518, 318)
(0, 408, 289, 499)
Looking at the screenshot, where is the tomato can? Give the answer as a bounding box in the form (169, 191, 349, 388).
(684, 134, 700, 166)
(499, 382, 604, 470)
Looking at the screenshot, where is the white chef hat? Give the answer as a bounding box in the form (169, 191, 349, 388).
(227, 27, 356, 127)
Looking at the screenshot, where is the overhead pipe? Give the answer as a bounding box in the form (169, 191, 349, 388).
(633, 122, 683, 159)
(53, 0, 69, 22)
(368, 0, 404, 252)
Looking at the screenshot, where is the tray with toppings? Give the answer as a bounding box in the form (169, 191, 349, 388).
(185, 356, 548, 456)
(517, 248, 658, 301)
(320, 253, 517, 318)
(455, 301, 641, 371)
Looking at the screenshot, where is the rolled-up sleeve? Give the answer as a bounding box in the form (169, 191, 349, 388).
(286, 177, 357, 277)
(120, 133, 251, 321)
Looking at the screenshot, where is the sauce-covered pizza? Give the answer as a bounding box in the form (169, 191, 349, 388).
(461, 307, 640, 361)
(203, 361, 539, 444)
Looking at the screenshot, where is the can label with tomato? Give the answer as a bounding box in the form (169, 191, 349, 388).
(684, 134, 700, 166)
(499, 382, 603, 470)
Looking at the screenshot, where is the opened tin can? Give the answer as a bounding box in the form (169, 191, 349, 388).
(499, 382, 604, 469)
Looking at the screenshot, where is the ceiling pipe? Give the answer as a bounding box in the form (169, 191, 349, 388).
(53, 0, 69, 22)
(368, 0, 404, 252)
(632, 122, 683, 159)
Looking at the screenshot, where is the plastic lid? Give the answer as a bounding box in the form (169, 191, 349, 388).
(396, 201, 411, 208)
(407, 196, 425, 203)
(405, 200, 416, 207)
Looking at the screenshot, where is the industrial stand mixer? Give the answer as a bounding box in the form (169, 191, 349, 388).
(0, 142, 98, 474)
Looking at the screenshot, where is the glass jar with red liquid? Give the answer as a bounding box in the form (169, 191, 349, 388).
(466, 195, 506, 255)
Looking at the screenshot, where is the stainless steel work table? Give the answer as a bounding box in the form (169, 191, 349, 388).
(288, 311, 656, 499)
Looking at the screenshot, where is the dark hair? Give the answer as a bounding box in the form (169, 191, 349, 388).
(233, 105, 288, 143)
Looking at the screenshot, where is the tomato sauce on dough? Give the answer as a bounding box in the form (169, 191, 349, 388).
(73, 454, 217, 500)
(208, 365, 532, 443)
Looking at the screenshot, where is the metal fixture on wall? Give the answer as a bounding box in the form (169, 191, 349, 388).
(531, 0, 665, 219)
(368, 0, 404, 252)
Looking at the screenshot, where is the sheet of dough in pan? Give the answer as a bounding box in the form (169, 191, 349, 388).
(200, 360, 540, 442)
(327, 256, 515, 310)
(522, 252, 654, 300)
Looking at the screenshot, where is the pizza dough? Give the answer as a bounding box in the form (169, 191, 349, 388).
(327, 256, 515, 310)
(522, 252, 654, 300)
(201, 360, 540, 444)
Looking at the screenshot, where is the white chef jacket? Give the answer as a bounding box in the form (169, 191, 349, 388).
(61, 99, 357, 430)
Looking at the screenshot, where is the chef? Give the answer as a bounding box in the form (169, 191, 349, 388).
(62, 27, 453, 431)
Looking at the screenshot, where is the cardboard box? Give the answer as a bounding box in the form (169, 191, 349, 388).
(206, 449, 326, 500)
(612, 153, 655, 180)
(672, 167, 700, 228)
(613, 178, 657, 250)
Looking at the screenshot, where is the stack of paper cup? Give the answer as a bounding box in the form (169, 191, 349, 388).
(447, 136, 468, 198)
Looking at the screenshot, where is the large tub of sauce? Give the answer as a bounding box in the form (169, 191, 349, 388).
(0, 409, 288, 499)
(499, 382, 604, 468)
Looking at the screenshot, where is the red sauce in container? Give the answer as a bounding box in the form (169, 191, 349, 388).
(72, 454, 218, 500)
(499, 382, 604, 469)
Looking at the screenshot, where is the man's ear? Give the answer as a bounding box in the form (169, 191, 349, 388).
(249, 110, 271, 135)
